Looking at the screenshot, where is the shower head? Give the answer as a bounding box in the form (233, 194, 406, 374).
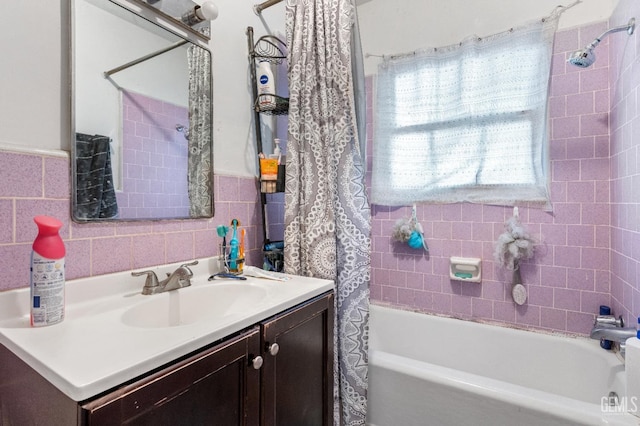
(568, 18, 635, 68)
(568, 47, 596, 68)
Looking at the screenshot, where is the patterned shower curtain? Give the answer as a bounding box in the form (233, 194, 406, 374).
(284, 0, 371, 424)
(187, 41, 213, 218)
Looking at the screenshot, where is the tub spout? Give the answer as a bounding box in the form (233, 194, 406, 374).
(590, 326, 637, 342)
(590, 315, 637, 358)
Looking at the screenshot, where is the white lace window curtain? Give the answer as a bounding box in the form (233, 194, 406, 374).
(371, 12, 561, 210)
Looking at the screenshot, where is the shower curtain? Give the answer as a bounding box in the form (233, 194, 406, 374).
(187, 41, 213, 218)
(284, 0, 371, 424)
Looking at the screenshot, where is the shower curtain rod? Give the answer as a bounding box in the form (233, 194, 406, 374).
(254, 0, 284, 15)
(104, 40, 189, 78)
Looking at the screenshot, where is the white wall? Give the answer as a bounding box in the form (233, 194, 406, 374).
(0, 2, 64, 153)
(357, 0, 618, 75)
(211, 0, 287, 177)
(0, 0, 286, 178)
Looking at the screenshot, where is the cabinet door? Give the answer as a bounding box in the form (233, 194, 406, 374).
(81, 327, 262, 426)
(261, 292, 334, 426)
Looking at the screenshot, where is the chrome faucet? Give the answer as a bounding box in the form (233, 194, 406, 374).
(132, 260, 199, 295)
(590, 314, 637, 358)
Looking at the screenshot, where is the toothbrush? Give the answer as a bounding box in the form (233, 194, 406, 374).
(239, 229, 246, 263)
(229, 219, 239, 270)
(216, 225, 229, 268)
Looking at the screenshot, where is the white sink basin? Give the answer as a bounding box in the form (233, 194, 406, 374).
(121, 284, 268, 328)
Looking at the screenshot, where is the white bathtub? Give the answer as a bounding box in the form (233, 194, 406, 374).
(367, 305, 638, 426)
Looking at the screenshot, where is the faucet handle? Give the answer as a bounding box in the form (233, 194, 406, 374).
(179, 260, 199, 277)
(131, 270, 160, 290)
(595, 314, 624, 327)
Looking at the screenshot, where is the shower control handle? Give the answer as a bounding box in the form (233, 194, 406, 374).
(267, 342, 280, 356)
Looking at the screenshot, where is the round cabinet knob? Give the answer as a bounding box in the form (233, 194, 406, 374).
(268, 343, 280, 356)
(251, 356, 264, 370)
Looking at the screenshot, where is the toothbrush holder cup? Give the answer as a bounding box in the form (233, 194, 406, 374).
(219, 243, 245, 274)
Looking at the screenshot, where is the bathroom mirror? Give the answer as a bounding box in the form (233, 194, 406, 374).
(71, 0, 213, 221)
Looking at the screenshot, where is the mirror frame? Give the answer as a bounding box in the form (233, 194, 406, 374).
(69, 0, 214, 222)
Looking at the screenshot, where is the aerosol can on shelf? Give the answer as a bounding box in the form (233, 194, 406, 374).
(30, 215, 66, 327)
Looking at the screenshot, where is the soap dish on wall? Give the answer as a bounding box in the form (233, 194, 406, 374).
(449, 257, 481, 283)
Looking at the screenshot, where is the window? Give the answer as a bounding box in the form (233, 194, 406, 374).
(371, 14, 559, 210)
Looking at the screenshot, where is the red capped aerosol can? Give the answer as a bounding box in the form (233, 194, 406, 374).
(30, 215, 66, 327)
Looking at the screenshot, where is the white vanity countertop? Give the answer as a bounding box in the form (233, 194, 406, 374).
(0, 257, 333, 401)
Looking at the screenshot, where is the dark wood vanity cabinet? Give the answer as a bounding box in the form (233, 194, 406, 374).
(0, 291, 333, 426)
(81, 327, 262, 425)
(82, 291, 334, 426)
(261, 291, 334, 426)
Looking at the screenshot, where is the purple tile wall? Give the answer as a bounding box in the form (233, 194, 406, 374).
(117, 90, 190, 219)
(265, 192, 285, 241)
(609, 0, 640, 327)
(0, 150, 263, 291)
(367, 21, 615, 335)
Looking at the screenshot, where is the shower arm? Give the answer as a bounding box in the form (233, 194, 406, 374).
(104, 40, 189, 78)
(254, 0, 284, 16)
(586, 18, 635, 50)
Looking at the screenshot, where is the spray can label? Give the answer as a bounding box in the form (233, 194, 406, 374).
(30, 252, 65, 326)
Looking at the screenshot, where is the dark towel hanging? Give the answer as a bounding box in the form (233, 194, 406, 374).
(75, 133, 119, 219)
